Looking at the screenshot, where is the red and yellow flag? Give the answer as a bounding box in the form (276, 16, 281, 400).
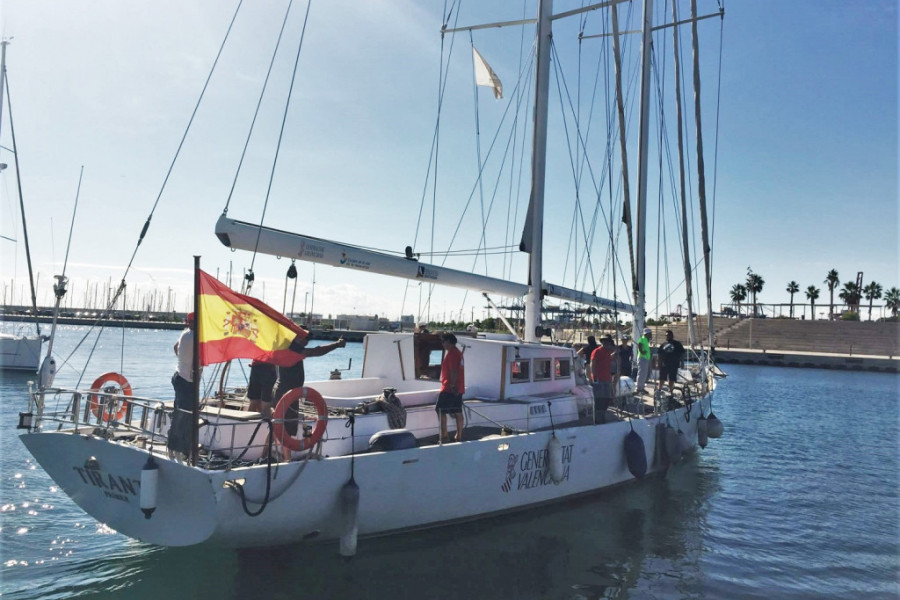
(196, 270, 308, 367)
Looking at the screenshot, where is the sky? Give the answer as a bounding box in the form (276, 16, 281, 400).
(0, 0, 897, 324)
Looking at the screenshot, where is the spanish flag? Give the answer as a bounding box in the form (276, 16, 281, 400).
(197, 270, 308, 367)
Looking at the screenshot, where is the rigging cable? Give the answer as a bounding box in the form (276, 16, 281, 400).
(401, 2, 460, 321)
(468, 31, 490, 276)
(222, 0, 297, 219)
(248, 0, 314, 278)
(502, 0, 532, 283)
(59, 1, 245, 379)
(2, 68, 40, 337)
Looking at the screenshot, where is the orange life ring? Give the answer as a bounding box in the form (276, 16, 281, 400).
(89, 372, 132, 422)
(271, 386, 328, 452)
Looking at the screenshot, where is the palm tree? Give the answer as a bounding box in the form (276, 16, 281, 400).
(824, 269, 840, 319)
(884, 287, 900, 318)
(746, 270, 765, 317)
(862, 281, 883, 321)
(786, 281, 799, 318)
(805, 285, 820, 320)
(839, 281, 862, 315)
(730, 284, 747, 316)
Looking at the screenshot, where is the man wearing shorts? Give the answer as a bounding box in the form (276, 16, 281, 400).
(435, 333, 465, 443)
(247, 361, 277, 416)
(657, 329, 685, 395)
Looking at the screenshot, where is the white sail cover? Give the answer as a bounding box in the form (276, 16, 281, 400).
(473, 47, 503, 99)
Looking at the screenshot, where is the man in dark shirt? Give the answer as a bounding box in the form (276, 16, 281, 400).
(618, 334, 634, 379)
(657, 329, 685, 395)
(273, 334, 346, 436)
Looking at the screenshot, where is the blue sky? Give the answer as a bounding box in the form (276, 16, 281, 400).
(1, 1, 897, 323)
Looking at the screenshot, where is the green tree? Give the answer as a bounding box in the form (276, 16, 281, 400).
(786, 281, 799, 318)
(883, 287, 900, 318)
(839, 281, 862, 314)
(824, 269, 840, 319)
(746, 269, 765, 317)
(730, 284, 747, 315)
(805, 285, 820, 320)
(862, 281, 883, 321)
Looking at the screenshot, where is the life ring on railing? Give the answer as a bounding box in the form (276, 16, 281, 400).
(271, 386, 328, 452)
(89, 372, 132, 422)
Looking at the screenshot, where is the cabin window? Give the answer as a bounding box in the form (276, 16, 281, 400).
(510, 359, 530, 383)
(555, 358, 571, 378)
(533, 358, 552, 381)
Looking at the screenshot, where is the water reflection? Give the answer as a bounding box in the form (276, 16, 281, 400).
(2, 439, 721, 600)
(221, 452, 721, 600)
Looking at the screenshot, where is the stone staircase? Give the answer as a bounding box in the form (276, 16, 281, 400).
(712, 318, 899, 357)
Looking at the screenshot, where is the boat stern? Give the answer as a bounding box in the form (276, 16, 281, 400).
(19, 431, 219, 547)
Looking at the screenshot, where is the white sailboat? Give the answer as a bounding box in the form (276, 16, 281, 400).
(19, 0, 726, 550)
(1, 40, 43, 373)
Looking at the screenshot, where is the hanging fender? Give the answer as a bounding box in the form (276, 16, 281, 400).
(272, 386, 329, 452)
(697, 414, 709, 448)
(624, 428, 647, 479)
(140, 455, 159, 519)
(89, 372, 132, 422)
(546, 435, 564, 484)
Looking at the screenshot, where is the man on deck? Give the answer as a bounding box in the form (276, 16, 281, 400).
(590, 335, 616, 424)
(435, 333, 465, 443)
(635, 327, 652, 394)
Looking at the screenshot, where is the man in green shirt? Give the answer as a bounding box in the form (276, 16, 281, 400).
(635, 327, 652, 393)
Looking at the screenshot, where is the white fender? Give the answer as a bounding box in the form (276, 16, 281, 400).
(140, 456, 159, 519)
(697, 415, 709, 448)
(546, 435, 564, 484)
(39, 356, 57, 389)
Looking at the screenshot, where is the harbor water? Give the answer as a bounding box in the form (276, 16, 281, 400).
(1, 325, 898, 599)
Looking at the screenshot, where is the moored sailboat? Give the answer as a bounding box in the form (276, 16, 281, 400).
(0, 40, 44, 372)
(18, 0, 726, 551)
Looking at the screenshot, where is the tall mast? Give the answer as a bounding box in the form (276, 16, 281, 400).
(691, 0, 715, 351)
(1, 40, 41, 337)
(610, 3, 638, 302)
(632, 0, 654, 340)
(523, 0, 553, 343)
(672, 2, 697, 347)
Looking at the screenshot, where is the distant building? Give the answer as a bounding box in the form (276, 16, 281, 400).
(335, 314, 379, 331)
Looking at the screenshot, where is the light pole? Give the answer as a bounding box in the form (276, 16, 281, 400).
(304, 291, 309, 325)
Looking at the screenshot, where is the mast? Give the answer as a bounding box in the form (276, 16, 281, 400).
(1, 40, 41, 337)
(523, 0, 553, 343)
(690, 0, 715, 351)
(610, 3, 638, 300)
(632, 0, 654, 340)
(672, 2, 697, 347)
(191, 256, 201, 467)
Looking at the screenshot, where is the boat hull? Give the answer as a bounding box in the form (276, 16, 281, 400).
(19, 432, 219, 546)
(0, 334, 41, 371)
(20, 397, 710, 548)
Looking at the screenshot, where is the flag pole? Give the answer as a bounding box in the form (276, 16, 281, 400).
(191, 255, 201, 466)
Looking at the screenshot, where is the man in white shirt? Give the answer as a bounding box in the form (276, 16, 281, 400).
(168, 313, 197, 457)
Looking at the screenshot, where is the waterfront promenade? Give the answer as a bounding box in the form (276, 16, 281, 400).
(569, 317, 900, 373)
(3, 312, 898, 372)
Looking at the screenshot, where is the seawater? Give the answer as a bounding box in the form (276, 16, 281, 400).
(1, 325, 898, 599)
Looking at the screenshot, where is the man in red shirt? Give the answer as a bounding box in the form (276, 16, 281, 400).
(436, 333, 465, 442)
(589, 335, 616, 424)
